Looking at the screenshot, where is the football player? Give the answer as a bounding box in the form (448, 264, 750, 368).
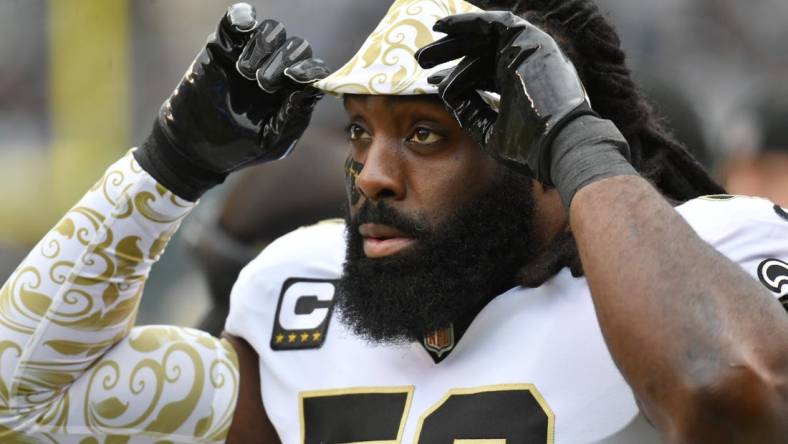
(1, 0, 787, 443)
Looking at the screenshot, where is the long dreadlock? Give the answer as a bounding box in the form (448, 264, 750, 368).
(467, 0, 726, 286)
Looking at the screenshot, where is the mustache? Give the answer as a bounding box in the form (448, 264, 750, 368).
(347, 201, 430, 239)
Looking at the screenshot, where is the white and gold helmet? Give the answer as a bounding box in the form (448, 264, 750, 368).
(313, 0, 499, 107)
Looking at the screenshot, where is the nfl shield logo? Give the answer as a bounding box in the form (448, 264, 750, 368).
(424, 325, 455, 359)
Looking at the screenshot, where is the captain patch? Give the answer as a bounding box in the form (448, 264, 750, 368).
(271, 278, 337, 351)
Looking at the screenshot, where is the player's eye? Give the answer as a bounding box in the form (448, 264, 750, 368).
(407, 127, 443, 145)
(345, 123, 371, 142)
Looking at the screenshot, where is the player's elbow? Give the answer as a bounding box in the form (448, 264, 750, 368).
(665, 362, 788, 444)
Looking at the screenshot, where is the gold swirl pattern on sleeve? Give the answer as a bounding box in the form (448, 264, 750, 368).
(313, 0, 499, 109)
(0, 151, 240, 443)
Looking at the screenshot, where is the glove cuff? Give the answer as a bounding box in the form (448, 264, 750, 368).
(134, 118, 227, 202)
(550, 114, 638, 211)
(536, 103, 599, 185)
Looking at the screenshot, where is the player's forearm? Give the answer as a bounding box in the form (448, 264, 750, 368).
(0, 151, 194, 414)
(569, 175, 788, 442)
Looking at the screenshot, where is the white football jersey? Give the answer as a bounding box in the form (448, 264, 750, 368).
(225, 196, 788, 444)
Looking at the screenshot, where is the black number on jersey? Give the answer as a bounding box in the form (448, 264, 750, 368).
(416, 385, 553, 443)
(301, 387, 413, 444)
(300, 384, 554, 443)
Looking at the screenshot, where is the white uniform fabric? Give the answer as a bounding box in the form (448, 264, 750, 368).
(225, 195, 788, 444)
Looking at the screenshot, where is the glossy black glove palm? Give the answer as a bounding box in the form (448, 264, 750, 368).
(135, 3, 331, 201)
(415, 11, 598, 184)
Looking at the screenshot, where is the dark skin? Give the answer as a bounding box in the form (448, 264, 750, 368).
(344, 95, 507, 231)
(571, 177, 788, 443)
(343, 95, 559, 260)
(222, 334, 279, 443)
(221, 95, 788, 442)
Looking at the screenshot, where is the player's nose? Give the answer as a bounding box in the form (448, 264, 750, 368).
(355, 137, 406, 203)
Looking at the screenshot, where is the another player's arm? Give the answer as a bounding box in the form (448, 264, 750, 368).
(0, 150, 276, 442)
(570, 177, 788, 443)
(0, 152, 240, 442)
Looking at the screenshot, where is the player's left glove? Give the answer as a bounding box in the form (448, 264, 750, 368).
(416, 11, 636, 208)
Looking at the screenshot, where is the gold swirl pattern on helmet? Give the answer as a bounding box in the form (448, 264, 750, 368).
(0, 151, 239, 442)
(314, 0, 481, 96)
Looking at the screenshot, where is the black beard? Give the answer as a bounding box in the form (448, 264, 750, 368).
(336, 170, 538, 344)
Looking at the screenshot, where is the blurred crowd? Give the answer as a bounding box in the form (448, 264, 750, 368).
(0, 0, 786, 330)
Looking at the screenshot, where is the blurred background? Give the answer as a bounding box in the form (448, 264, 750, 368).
(1, 0, 786, 329)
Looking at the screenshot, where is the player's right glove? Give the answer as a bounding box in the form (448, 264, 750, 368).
(134, 3, 331, 201)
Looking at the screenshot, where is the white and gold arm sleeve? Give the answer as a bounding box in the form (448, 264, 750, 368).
(0, 151, 239, 443)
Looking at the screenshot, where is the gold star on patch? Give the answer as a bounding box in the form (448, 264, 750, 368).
(275, 334, 284, 344)
(300, 332, 310, 342)
(312, 332, 322, 342)
(288, 333, 297, 343)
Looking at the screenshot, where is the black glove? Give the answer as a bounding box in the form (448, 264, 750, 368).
(416, 12, 634, 207)
(135, 3, 331, 201)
